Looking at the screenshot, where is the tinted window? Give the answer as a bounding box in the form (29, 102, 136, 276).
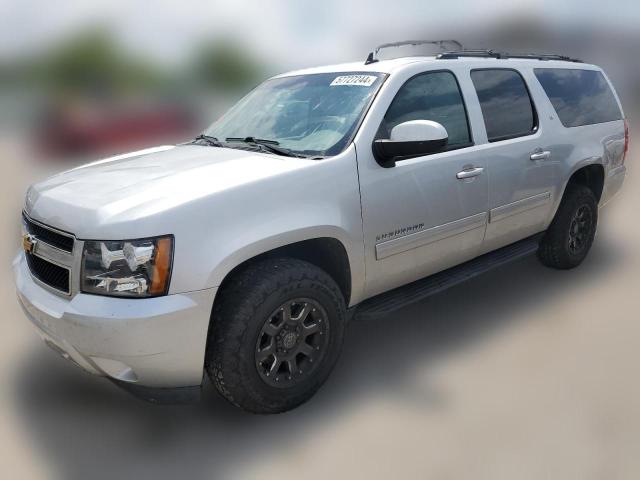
(471, 69, 536, 141)
(534, 68, 622, 127)
(379, 71, 471, 147)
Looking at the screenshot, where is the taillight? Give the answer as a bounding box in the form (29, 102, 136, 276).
(623, 118, 629, 164)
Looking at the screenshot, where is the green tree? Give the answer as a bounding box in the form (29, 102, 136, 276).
(192, 42, 263, 92)
(31, 29, 164, 96)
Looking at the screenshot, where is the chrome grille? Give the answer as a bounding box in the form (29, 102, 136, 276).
(22, 212, 75, 295)
(22, 212, 74, 252)
(25, 252, 70, 293)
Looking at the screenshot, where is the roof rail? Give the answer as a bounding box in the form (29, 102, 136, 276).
(364, 40, 463, 65)
(436, 50, 583, 63)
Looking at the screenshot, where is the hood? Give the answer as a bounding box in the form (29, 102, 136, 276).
(25, 144, 313, 237)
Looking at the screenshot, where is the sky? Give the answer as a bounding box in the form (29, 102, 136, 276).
(1, 0, 638, 69)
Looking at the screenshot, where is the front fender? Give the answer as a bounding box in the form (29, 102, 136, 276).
(168, 145, 366, 305)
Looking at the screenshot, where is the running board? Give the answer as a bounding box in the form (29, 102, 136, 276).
(354, 234, 543, 320)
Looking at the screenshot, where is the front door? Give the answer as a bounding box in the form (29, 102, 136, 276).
(357, 69, 489, 298)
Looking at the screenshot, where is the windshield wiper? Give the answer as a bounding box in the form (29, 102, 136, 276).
(226, 136, 280, 145)
(225, 137, 303, 158)
(193, 134, 224, 147)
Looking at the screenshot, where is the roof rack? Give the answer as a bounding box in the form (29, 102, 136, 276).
(365, 40, 463, 65)
(436, 49, 583, 63)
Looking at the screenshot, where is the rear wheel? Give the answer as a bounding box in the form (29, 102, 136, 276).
(206, 258, 346, 414)
(538, 184, 598, 269)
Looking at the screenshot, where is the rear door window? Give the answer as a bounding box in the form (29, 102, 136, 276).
(534, 68, 622, 127)
(470, 69, 537, 142)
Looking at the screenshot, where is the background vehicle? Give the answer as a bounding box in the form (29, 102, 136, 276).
(37, 102, 198, 158)
(14, 41, 627, 413)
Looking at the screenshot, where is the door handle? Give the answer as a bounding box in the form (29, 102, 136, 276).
(456, 167, 484, 179)
(530, 150, 551, 161)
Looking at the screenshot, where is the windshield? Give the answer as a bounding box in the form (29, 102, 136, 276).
(204, 72, 386, 157)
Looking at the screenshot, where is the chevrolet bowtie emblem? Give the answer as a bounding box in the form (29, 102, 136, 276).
(22, 234, 37, 254)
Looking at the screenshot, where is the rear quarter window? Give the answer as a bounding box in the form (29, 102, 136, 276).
(534, 68, 622, 127)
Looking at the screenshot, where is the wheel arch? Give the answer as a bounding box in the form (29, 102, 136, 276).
(565, 163, 605, 203)
(553, 161, 605, 221)
(210, 234, 354, 308)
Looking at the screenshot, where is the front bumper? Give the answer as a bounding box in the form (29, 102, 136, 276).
(13, 252, 216, 389)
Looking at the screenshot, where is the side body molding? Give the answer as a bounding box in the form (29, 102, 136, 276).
(375, 212, 488, 260)
(489, 191, 551, 223)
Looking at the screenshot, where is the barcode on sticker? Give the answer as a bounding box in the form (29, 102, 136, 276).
(330, 75, 377, 87)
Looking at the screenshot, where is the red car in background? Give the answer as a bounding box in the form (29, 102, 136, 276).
(38, 102, 198, 159)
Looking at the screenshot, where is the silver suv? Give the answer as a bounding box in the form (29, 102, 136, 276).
(14, 41, 628, 413)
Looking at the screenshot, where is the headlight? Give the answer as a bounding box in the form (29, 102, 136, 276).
(81, 236, 173, 297)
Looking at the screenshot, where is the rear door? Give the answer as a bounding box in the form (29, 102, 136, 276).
(469, 68, 558, 253)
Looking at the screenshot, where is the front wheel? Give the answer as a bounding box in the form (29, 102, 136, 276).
(538, 184, 598, 269)
(206, 258, 346, 414)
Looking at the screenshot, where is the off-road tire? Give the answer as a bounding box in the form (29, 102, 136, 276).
(538, 184, 598, 269)
(205, 258, 346, 414)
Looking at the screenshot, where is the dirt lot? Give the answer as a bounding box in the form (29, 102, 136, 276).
(1, 137, 639, 480)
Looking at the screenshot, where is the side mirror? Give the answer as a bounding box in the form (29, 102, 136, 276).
(373, 120, 448, 167)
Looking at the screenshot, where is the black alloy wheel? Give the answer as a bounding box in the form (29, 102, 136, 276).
(255, 298, 329, 388)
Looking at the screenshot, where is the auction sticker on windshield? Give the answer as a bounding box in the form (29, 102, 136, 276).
(330, 75, 378, 87)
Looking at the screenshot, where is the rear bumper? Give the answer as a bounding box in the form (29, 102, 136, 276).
(13, 252, 216, 389)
